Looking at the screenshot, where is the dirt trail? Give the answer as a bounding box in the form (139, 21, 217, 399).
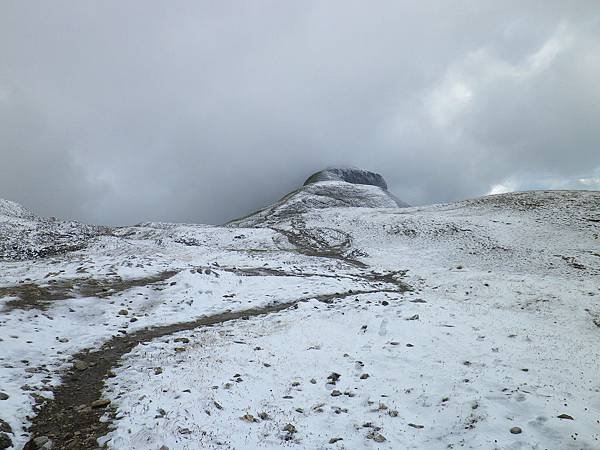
(1, 271, 178, 312)
(24, 287, 407, 450)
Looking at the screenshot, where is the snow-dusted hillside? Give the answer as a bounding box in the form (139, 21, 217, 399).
(0, 173, 599, 450)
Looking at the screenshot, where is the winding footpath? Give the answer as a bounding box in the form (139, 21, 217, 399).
(24, 285, 407, 450)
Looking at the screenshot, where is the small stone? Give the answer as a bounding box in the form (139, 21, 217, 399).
(331, 390, 342, 397)
(174, 347, 186, 353)
(174, 337, 190, 344)
(0, 433, 12, 450)
(389, 410, 399, 417)
(33, 436, 50, 447)
(368, 433, 386, 443)
(360, 373, 370, 380)
(159, 446, 169, 450)
(118, 309, 128, 315)
(406, 314, 419, 321)
(291, 381, 300, 387)
(381, 301, 389, 306)
(310, 378, 317, 384)
(408, 423, 424, 429)
(510, 426, 522, 434)
(295, 408, 304, 413)
(106, 371, 117, 378)
(329, 437, 343, 443)
(73, 360, 88, 371)
(154, 367, 163, 375)
(0, 420, 11, 434)
(241, 414, 257, 422)
(0, 393, 8, 401)
(327, 372, 341, 383)
(213, 401, 223, 410)
(557, 414, 574, 420)
(283, 423, 297, 434)
(57, 337, 69, 343)
(90, 399, 111, 408)
(258, 411, 270, 420)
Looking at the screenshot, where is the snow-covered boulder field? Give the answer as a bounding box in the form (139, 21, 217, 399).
(0, 171, 599, 449)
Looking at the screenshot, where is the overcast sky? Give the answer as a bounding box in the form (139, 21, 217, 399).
(1, 1, 599, 225)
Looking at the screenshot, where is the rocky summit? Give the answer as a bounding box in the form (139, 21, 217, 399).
(0, 170, 599, 450)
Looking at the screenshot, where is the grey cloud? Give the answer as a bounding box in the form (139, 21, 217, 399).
(1, 1, 599, 225)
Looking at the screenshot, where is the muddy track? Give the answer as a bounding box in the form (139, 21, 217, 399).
(273, 222, 368, 268)
(1, 271, 178, 312)
(24, 287, 407, 450)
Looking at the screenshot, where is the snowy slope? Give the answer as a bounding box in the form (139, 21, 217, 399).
(0, 178, 599, 450)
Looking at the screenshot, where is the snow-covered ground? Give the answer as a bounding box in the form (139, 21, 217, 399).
(1, 188, 599, 449)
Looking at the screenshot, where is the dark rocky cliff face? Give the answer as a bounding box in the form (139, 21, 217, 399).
(304, 168, 389, 190)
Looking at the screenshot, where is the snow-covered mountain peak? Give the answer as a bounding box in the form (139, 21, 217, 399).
(231, 168, 409, 226)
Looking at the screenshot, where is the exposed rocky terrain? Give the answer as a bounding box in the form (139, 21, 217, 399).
(0, 169, 599, 449)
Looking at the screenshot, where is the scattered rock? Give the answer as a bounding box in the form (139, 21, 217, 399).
(310, 378, 317, 384)
(331, 390, 342, 397)
(389, 410, 399, 417)
(510, 426, 522, 434)
(0, 433, 13, 450)
(329, 437, 343, 443)
(0, 393, 8, 401)
(154, 367, 163, 375)
(159, 446, 169, 450)
(258, 411, 270, 420)
(283, 423, 297, 434)
(174, 347, 186, 353)
(213, 400, 223, 410)
(408, 423, 424, 429)
(32, 436, 51, 448)
(90, 399, 111, 408)
(0, 420, 11, 434)
(106, 370, 117, 378)
(368, 432, 386, 443)
(406, 314, 419, 321)
(327, 372, 341, 383)
(174, 337, 190, 344)
(118, 309, 128, 315)
(73, 360, 88, 371)
(360, 373, 370, 379)
(241, 414, 258, 422)
(557, 414, 574, 420)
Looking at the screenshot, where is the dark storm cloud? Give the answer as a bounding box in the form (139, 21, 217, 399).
(1, 1, 599, 225)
